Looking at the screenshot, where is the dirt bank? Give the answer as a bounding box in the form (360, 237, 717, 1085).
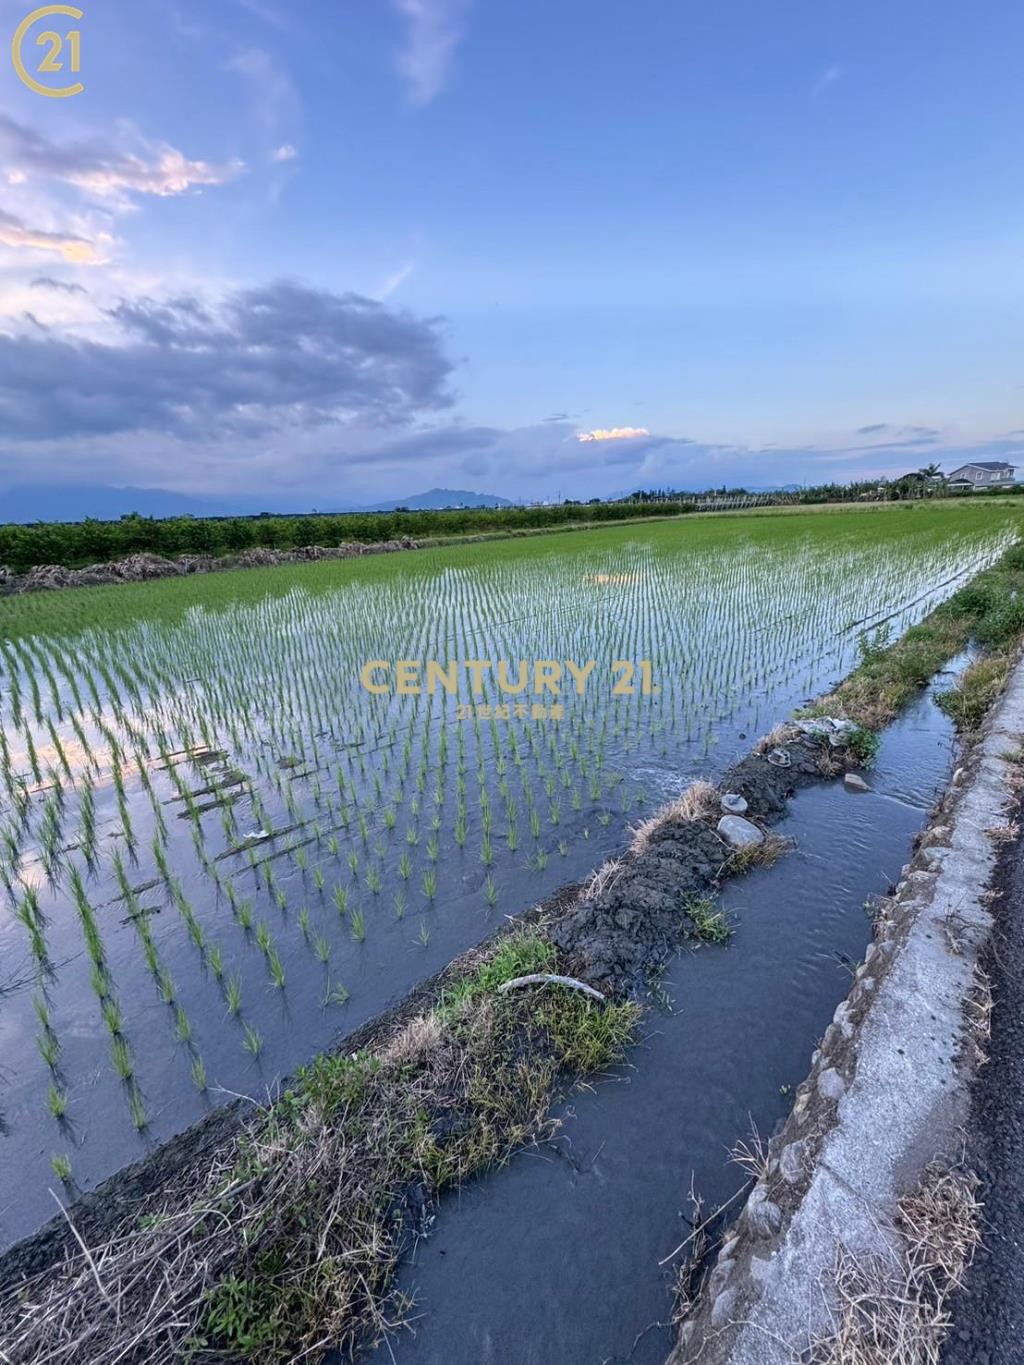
(0, 541, 421, 596)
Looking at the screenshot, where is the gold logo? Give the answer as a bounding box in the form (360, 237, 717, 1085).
(11, 5, 83, 98)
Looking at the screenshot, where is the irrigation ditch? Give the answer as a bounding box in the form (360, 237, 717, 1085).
(2, 540, 1024, 1363)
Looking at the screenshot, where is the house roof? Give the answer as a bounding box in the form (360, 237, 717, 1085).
(950, 461, 1015, 472)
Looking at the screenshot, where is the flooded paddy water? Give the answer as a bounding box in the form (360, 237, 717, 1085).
(0, 506, 1018, 1249)
(360, 664, 962, 1365)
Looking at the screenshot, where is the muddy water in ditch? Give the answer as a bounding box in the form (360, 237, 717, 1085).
(359, 669, 963, 1365)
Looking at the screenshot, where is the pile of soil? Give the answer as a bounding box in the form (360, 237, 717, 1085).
(0, 540, 421, 596)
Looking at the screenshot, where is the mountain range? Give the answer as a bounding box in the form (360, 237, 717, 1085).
(0, 484, 514, 525)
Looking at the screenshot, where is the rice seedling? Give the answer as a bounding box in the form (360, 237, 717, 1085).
(111, 1038, 135, 1081)
(243, 1024, 263, 1058)
(191, 1056, 208, 1091)
(224, 973, 243, 1015)
(46, 1084, 68, 1119)
(128, 1088, 148, 1131)
(50, 1154, 73, 1183)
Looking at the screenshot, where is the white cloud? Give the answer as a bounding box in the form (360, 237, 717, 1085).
(576, 426, 651, 443)
(271, 143, 298, 162)
(0, 209, 102, 264)
(394, 0, 471, 105)
(0, 115, 243, 202)
(811, 64, 842, 99)
(380, 262, 415, 298)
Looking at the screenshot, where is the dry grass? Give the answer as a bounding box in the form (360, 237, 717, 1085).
(578, 857, 623, 901)
(723, 832, 792, 876)
(964, 966, 993, 1069)
(754, 723, 799, 755)
(0, 933, 638, 1365)
(806, 1164, 982, 1365)
(630, 780, 720, 853)
(728, 1123, 771, 1184)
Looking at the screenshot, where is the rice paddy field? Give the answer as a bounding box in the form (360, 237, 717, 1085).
(0, 501, 1021, 1247)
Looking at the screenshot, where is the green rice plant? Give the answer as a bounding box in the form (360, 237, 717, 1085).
(365, 866, 382, 895)
(312, 932, 331, 963)
(36, 1027, 60, 1070)
(243, 1024, 263, 1058)
(46, 1084, 68, 1119)
(313, 866, 325, 892)
(111, 1038, 135, 1081)
(393, 890, 407, 919)
(50, 1153, 73, 1182)
(255, 921, 272, 954)
(398, 851, 412, 880)
(320, 980, 350, 1007)
(484, 874, 498, 907)
(417, 922, 431, 948)
(421, 869, 437, 901)
(129, 1088, 148, 1131)
(101, 997, 124, 1037)
(191, 1056, 208, 1092)
(332, 885, 349, 917)
(267, 949, 287, 989)
(174, 1004, 192, 1042)
(350, 908, 366, 943)
(224, 973, 243, 1015)
(299, 907, 312, 937)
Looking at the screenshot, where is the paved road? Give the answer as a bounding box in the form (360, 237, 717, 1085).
(944, 820, 1024, 1365)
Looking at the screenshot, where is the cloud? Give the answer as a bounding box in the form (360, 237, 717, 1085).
(380, 262, 415, 298)
(228, 48, 299, 133)
(0, 115, 243, 201)
(30, 277, 89, 295)
(271, 143, 298, 162)
(394, 0, 471, 104)
(811, 64, 842, 99)
(0, 209, 101, 264)
(576, 426, 651, 443)
(0, 280, 455, 443)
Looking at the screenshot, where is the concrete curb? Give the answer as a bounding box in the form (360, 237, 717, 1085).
(670, 650, 1024, 1365)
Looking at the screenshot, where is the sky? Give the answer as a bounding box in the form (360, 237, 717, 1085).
(0, 0, 1022, 510)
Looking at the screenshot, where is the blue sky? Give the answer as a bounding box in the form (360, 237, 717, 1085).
(1, 0, 1022, 508)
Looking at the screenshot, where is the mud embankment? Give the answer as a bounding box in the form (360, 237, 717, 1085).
(0, 541, 421, 596)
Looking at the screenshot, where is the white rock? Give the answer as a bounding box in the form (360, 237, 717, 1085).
(717, 815, 765, 849)
(721, 792, 748, 814)
(844, 772, 870, 793)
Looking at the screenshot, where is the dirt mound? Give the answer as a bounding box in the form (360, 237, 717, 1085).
(0, 540, 422, 595)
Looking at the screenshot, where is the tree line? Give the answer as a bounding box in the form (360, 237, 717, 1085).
(0, 500, 696, 571)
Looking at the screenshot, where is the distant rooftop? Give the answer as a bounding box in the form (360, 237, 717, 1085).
(952, 460, 1015, 471)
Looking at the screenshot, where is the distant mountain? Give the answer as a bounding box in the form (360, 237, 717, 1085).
(0, 484, 215, 524)
(357, 488, 514, 512)
(0, 482, 516, 525)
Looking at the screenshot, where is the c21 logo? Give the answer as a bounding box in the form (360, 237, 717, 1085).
(11, 5, 84, 99)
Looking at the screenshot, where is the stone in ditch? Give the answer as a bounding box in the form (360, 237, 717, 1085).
(844, 773, 870, 793)
(717, 815, 765, 849)
(721, 792, 748, 815)
(766, 748, 791, 768)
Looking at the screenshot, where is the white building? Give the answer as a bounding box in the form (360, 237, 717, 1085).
(946, 461, 1016, 491)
